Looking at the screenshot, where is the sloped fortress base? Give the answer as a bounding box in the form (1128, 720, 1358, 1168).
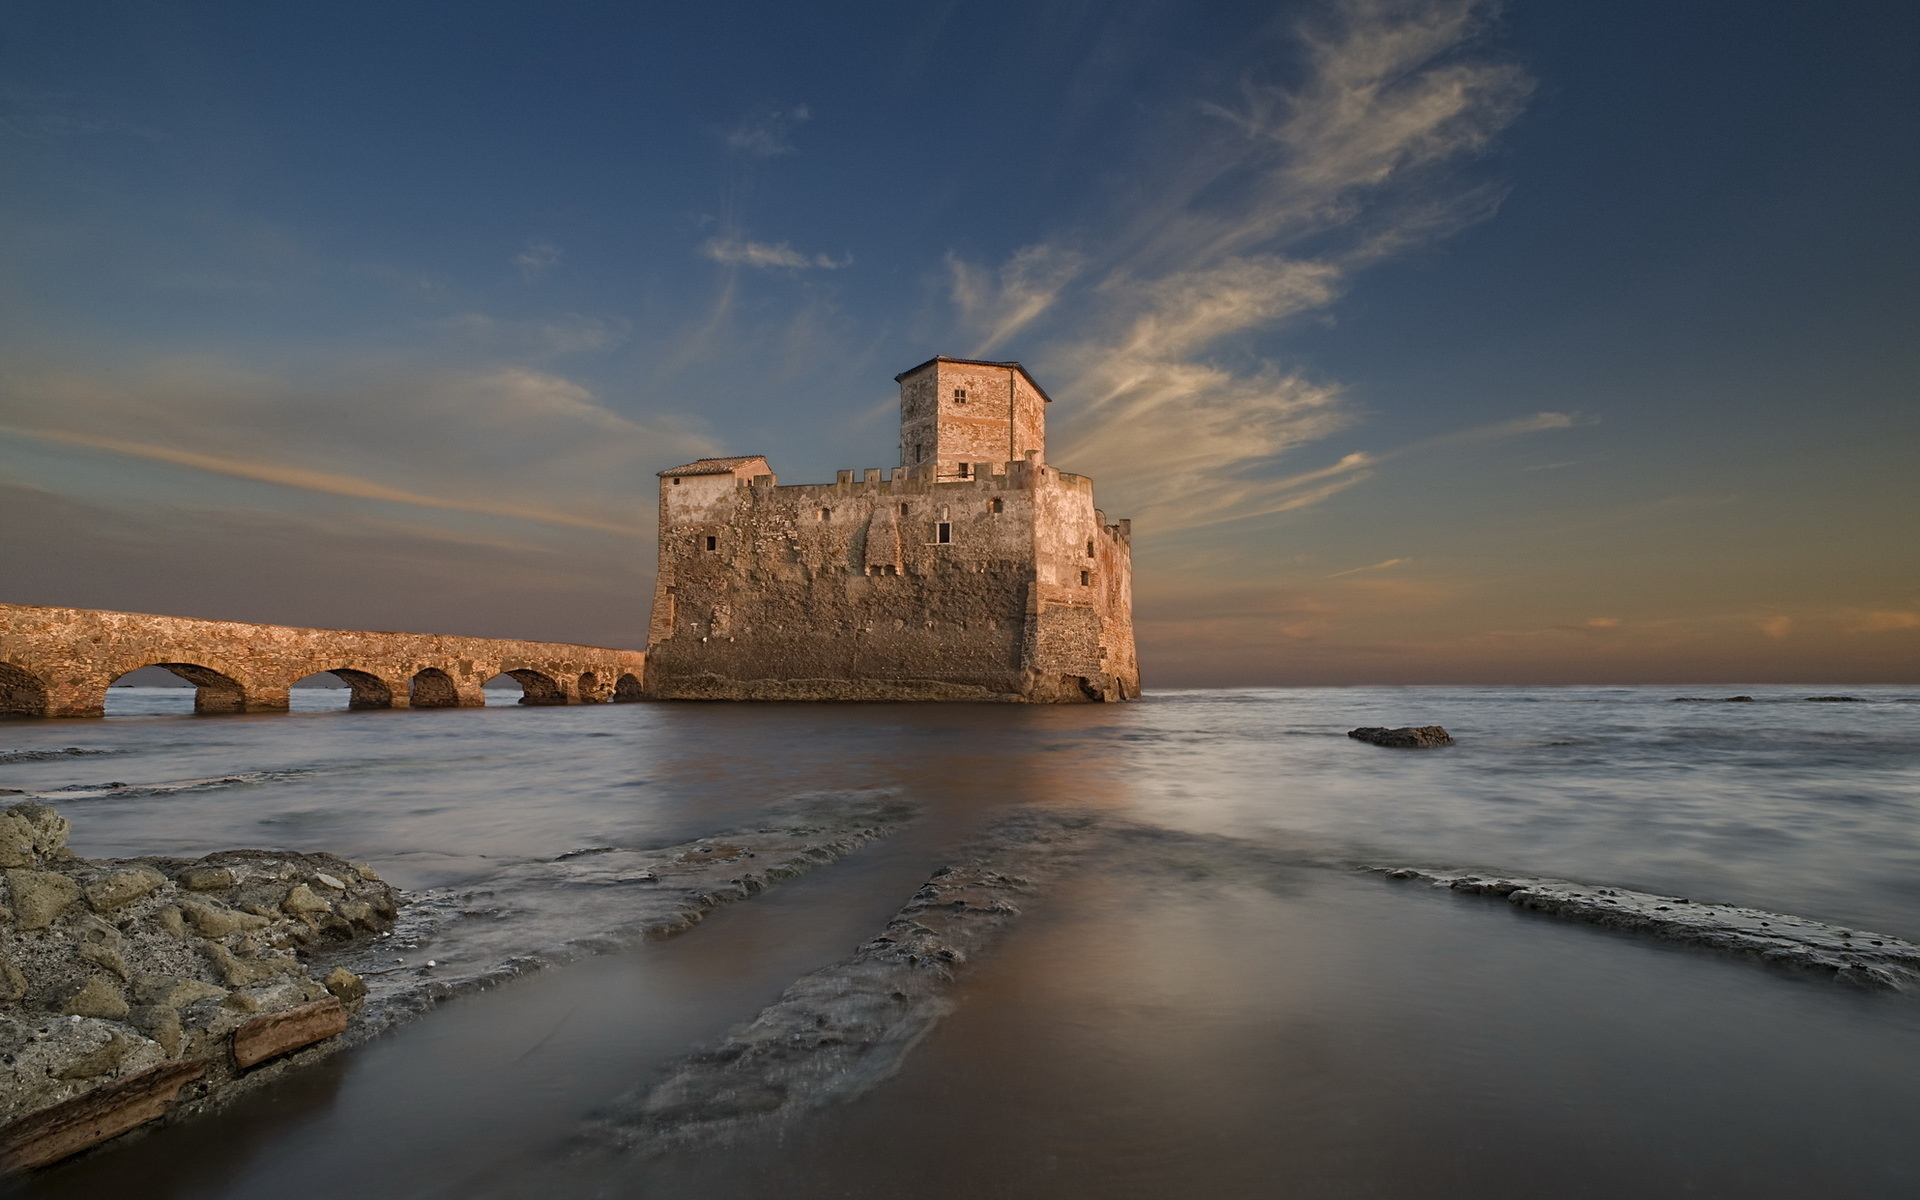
(645, 358, 1139, 703)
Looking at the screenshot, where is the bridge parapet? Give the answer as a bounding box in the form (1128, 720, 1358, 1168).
(0, 604, 647, 719)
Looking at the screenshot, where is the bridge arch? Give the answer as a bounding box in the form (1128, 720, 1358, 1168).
(613, 673, 644, 702)
(1, 662, 48, 718)
(409, 668, 460, 708)
(113, 663, 248, 715)
(292, 669, 395, 711)
(485, 669, 566, 706)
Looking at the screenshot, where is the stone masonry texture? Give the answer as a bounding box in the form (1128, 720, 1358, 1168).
(0, 605, 647, 718)
(645, 357, 1139, 702)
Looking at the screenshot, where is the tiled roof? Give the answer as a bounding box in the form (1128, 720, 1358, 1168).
(892, 356, 1053, 403)
(657, 456, 770, 478)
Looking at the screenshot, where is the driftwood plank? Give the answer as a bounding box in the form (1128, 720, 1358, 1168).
(0, 1059, 206, 1171)
(231, 997, 348, 1069)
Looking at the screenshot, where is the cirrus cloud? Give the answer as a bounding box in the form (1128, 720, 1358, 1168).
(948, 0, 1539, 531)
(702, 238, 849, 270)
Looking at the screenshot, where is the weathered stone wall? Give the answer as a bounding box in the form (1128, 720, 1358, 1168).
(646, 457, 1137, 703)
(0, 605, 647, 719)
(897, 358, 1047, 483)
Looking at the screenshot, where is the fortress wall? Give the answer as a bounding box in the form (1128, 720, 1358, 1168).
(648, 466, 1041, 700)
(1025, 469, 1138, 702)
(649, 357, 1136, 704)
(647, 461, 1138, 702)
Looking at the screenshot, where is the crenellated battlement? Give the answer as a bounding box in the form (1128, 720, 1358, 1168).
(645, 359, 1137, 703)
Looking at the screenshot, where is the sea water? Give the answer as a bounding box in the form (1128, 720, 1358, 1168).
(3, 685, 1918, 1198)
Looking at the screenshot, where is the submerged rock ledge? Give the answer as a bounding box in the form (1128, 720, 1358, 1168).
(0, 791, 913, 1170)
(1372, 866, 1920, 989)
(581, 808, 1102, 1155)
(341, 790, 916, 1036)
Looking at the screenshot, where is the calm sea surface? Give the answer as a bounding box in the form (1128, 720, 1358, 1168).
(4, 685, 1919, 1198)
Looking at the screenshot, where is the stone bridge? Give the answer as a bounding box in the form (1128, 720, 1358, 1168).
(0, 604, 648, 718)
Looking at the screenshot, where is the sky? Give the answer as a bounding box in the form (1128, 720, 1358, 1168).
(1, 0, 1915, 685)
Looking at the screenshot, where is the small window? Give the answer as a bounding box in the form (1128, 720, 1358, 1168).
(953, 388, 968, 404)
(1087, 540, 1095, 557)
(915, 443, 924, 463)
(991, 498, 1004, 514)
(672, 477, 681, 485)
(1080, 570, 1091, 586)
(900, 503, 910, 516)
(937, 522, 951, 544)
(821, 508, 831, 521)
(704, 535, 717, 551)
(956, 462, 970, 479)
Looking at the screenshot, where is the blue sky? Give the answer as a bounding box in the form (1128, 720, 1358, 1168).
(2, 0, 1915, 682)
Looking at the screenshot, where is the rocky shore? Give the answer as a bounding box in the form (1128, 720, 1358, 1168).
(0, 801, 398, 1170)
(0, 790, 915, 1172)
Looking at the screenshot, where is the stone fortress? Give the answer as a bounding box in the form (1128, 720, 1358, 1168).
(644, 357, 1139, 702)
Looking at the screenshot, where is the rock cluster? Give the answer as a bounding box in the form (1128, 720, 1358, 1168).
(0, 801, 397, 1170)
(1347, 725, 1454, 748)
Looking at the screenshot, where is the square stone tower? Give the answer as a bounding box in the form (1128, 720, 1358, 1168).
(645, 358, 1137, 702)
(897, 357, 1048, 481)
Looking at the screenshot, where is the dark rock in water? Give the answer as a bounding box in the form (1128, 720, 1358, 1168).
(1670, 696, 1755, 702)
(1805, 695, 1862, 702)
(1348, 726, 1454, 748)
(1371, 865, 1920, 990)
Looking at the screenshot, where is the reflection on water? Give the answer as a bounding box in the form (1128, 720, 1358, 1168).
(3, 686, 1918, 1198)
(635, 869, 1920, 1200)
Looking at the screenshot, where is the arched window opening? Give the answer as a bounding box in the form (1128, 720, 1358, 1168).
(409, 668, 460, 709)
(483, 669, 566, 707)
(0, 663, 48, 719)
(612, 673, 645, 702)
(106, 664, 246, 717)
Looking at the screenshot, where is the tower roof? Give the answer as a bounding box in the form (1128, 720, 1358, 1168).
(892, 356, 1053, 403)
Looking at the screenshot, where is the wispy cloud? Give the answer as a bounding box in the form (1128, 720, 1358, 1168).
(702, 238, 849, 270)
(722, 105, 811, 157)
(0, 359, 716, 537)
(948, 0, 1535, 531)
(514, 240, 561, 281)
(953, 245, 1088, 357)
(0, 425, 644, 534)
(1327, 557, 1408, 577)
(0, 88, 151, 140)
(437, 311, 629, 356)
(1843, 610, 1920, 634)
